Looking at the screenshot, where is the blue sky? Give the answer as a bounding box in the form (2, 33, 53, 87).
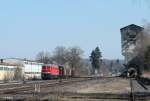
(0, 0, 150, 59)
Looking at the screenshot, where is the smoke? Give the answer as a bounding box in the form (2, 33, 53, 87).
(133, 23, 150, 59)
(142, 23, 150, 47)
(143, 23, 150, 35)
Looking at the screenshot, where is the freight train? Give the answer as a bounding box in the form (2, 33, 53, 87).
(41, 64, 64, 80)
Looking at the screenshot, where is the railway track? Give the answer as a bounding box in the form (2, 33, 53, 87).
(0, 76, 96, 90)
(129, 78, 150, 101)
(1, 77, 150, 101)
(0, 80, 58, 95)
(0, 79, 60, 90)
(0, 76, 104, 94)
(0, 77, 93, 96)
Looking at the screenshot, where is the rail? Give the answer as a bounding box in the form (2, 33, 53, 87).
(129, 77, 150, 101)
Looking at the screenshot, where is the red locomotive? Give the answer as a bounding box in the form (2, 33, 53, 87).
(41, 64, 64, 79)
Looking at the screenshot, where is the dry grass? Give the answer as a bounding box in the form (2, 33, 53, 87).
(77, 78, 130, 93)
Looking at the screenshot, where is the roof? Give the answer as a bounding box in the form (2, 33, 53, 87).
(0, 58, 43, 66)
(43, 64, 58, 68)
(0, 63, 22, 66)
(2, 58, 43, 64)
(3, 58, 36, 62)
(120, 24, 144, 31)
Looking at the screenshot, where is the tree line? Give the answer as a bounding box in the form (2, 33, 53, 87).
(36, 46, 102, 76)
(36, 46, 84, 76)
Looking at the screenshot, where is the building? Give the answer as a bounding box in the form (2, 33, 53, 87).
(24, 60, 43, 79)
(0, 64, 17, 81)
(120, 24, 144, 63)
(2, 58, 43, 80)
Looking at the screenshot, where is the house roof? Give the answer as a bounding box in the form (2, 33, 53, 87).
(0, 58, 43, 66)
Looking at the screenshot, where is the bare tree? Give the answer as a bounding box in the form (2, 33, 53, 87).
(36, 46, 87, 76)
(53, 46, 68, 65)
(36, 51, 51, 64)
(65, 47, 83, 76)
(77, 60, 91, 75)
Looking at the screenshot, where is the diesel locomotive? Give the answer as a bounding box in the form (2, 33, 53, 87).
(41, 64, 64, 80)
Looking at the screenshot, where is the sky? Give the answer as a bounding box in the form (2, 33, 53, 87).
(0, 0, 150, 59)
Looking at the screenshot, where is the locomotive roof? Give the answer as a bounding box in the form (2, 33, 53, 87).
(43, 64, 58, 67)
